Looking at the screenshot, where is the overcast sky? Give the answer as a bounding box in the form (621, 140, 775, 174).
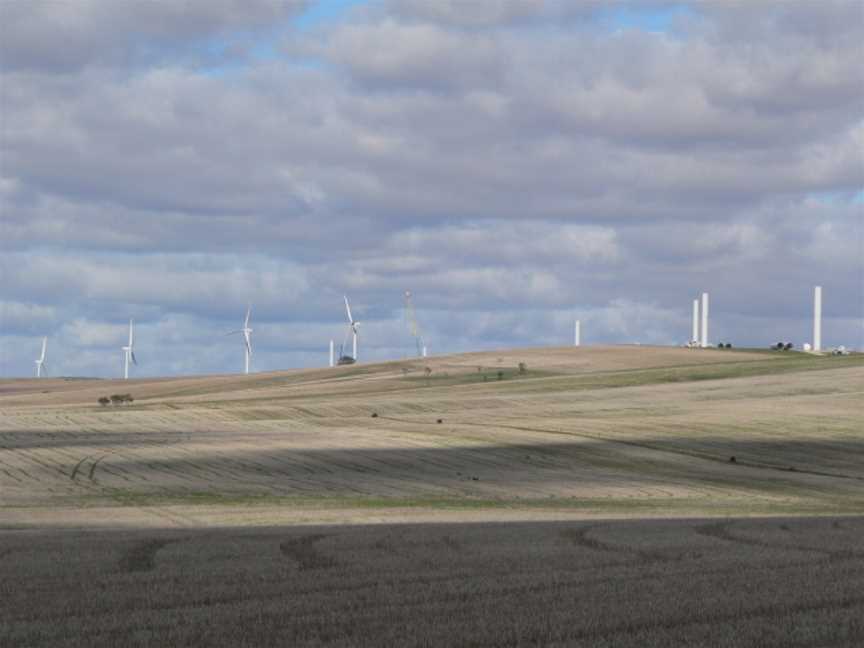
(1, 0, 862, 378)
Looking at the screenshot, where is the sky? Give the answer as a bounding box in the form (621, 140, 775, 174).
(1, 0, 862, 378)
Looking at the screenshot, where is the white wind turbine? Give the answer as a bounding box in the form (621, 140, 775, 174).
(121, 319, 137, 379)
(35, 337, 47, 378)
(344, 295, 359, 361)
(228, 305, 253, 374)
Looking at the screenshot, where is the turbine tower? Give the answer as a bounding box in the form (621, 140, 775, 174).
(35, 337, 47, 378)
(692, 299, 699, 345)
(344, 296, 359, 361)
(813, 286, 822, 352)
(121, 319, 137, 379)
(329, 339, 335, 367)
(228, 305, 253, 374)
(700, 292, 709, 348)
(574, 319, 581, 347)
(404, 290, 426, 357)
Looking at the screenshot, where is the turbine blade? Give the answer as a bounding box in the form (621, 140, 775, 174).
(129, 319, 134, 346)
(344, 296, 353, 324)
(131, 351, 138, 365)
(245, 305, 251, 328)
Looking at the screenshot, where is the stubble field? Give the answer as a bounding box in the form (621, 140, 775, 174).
(1, 345, 862, 646)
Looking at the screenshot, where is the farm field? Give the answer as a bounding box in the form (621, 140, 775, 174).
(1, 345, 862, 646)
(1, 345, 862, 523)
(2, 517, 863, 647)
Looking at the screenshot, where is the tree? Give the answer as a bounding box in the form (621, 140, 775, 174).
(518, 362, 527, 374)
(98, 397, 110, 407)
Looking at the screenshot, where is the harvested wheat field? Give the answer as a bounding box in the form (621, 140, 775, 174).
(1, 345, 862, 646)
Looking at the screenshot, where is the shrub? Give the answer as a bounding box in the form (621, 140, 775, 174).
(518, 362, 527, 374)
(98, 397, 110, 407)
(497, 371, 504, 380)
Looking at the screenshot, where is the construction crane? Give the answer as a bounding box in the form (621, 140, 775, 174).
(404, 290, 426, 357)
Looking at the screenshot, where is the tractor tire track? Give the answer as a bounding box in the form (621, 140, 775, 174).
(279, 534, 340, 571)
(117, 538, 180, 573)
(694, 522, 864, 561)
(561, 525, 684, 563)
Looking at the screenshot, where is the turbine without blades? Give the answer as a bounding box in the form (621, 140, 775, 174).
(227, 305, 253, 374)
(35, 337, 47, 378)
(121, 319, 137, 380)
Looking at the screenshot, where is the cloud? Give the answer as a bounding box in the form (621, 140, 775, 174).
(385, 0, 546, 27)
(0, 0, 311, 72)
(1, 0, 862, 376)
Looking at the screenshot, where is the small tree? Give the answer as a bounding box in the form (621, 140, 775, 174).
(497, 371, 504, 380)
(518, 362, 527, 374)
(98, 397, 110, 407)
(123, 394, 134, 405)
(110, 394, 124, 406)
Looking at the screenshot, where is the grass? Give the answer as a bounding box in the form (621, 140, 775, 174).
(494, 353, 864, 394)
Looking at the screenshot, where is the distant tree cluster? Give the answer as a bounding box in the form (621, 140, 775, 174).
(98, 394, 134, 406)
(772, 342, 794, 351)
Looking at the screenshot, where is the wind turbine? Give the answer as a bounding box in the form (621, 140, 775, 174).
(122, 319, 137, 379)
(344, 295, 359, 361)
(404, 290, 426, 357)
(228, 305, 253, 374)
(35, 337, 47, 378)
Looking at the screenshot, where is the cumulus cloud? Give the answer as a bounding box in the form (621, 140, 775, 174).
(0, 0, 311, 72)
(1, 0, 862, 376)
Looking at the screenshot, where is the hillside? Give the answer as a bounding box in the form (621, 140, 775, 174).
(1, 345, 862, 526)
